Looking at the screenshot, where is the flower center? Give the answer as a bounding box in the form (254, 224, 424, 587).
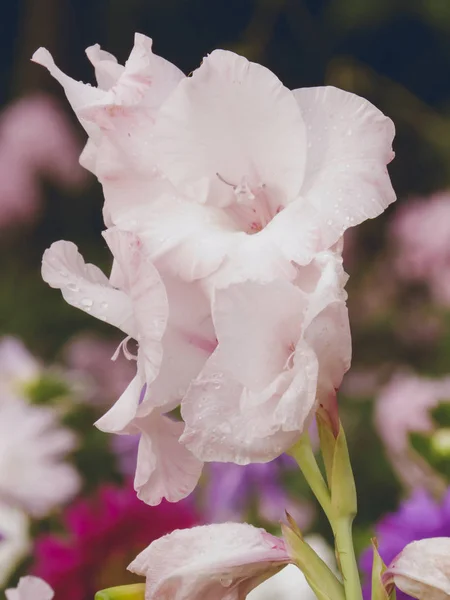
(216, 173, 282, 235)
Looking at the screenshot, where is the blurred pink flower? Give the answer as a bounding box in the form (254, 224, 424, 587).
(64, 333, 136, 405)
(391, 191, 450, 305)
(31, 481, 197, 600)
(375, 373, 450, 490)
(0, 94, 86, 228)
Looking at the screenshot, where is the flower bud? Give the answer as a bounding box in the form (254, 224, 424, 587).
(384, 538, 450, 599)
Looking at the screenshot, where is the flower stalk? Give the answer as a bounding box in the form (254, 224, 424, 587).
(289, 422, 363, 600)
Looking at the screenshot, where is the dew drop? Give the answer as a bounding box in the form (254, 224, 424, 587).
(220, 577, 233, 588)
(81, 298, 93, 308)
(100, 301, 109, 310)
(67, 282, 79, 292)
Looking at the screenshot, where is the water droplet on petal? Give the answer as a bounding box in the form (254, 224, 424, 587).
(81, 298, 93, 308)
(67, 282, 79, 292)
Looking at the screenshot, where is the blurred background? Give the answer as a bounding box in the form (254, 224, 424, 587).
(2, 0, 450, 598)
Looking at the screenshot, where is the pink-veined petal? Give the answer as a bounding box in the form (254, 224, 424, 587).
(154, 49, 306, 207)
(41, 240, 134, 335)
(128, 522, 290, 600)
(114, 33, 184, 110)
(294, 86, 396, 249)
(133, 411, 203, 505)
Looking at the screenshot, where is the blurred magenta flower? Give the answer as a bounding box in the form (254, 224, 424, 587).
(31, 481, 197, 600)
(0, 94, 86, 228)
(360, 488, 450, 600)
(375, 372, 450, 490)
(391, 191, 450, 305)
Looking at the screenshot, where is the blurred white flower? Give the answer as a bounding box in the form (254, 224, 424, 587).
(0, 503, 30, 587)
(0, 394, 80, 518)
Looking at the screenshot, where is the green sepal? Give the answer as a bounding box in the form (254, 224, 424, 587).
(317, 412, 336, 487)
(281, 523, 345, 600)
(95, 584, 145, 600)
(371, 539, 396, 600)
(330, 423, 357, 520)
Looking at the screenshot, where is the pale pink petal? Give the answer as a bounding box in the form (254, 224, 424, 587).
(294, 86, 396, 249)
(154, 49, 306, 207)
(85, 43, 123, 90)
(211, 280, 307, 391)
(6, 576, 53, 600)
(384, 538, 450, 599)
(133, 411, 203, 505)
(114, 33, 184, 110)
(31, 48, 106, 140)
(95, 374, 143, 433)
(115, 195, 237, 280)
(128, 522, 290, 600)
(103, 229, 168, 383)
(41, 240, 134, 334)
(144, 275, 216, 409)
(181, 348, 311, 465)
(182, 256, 348, 465)
(78, 103, 157, 182)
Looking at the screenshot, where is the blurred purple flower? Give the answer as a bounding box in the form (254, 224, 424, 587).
(390, 191, 450, 305)
(111, 433, 140, 477)
(203, 456, 314, 528)
(360, 488, 450, 600)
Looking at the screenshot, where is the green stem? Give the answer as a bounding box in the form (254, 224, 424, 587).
(289, 433, 333, 522)
(334, 518, 363, 600)
(290, 432, 364, 600)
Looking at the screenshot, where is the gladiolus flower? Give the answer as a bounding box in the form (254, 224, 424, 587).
(33, 34, 395, 287)
(128, 522, 291, 600)
(384, 537, 450, 599)
(181, 251, 351, 464)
